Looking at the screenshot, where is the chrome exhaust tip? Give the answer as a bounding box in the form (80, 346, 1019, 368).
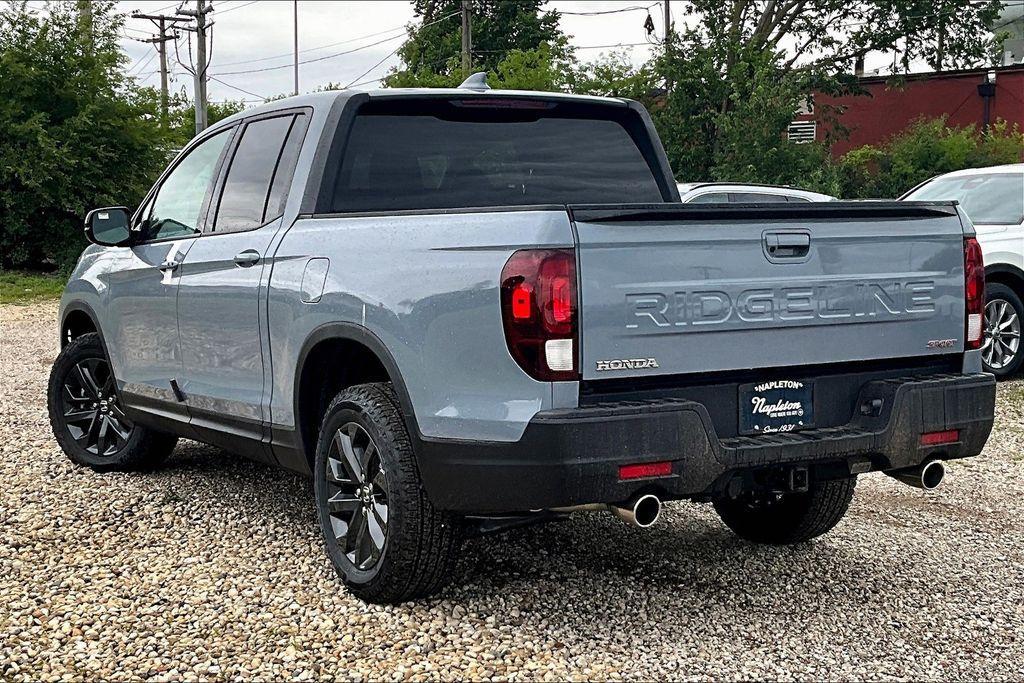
(611, 494, 662, 528)
(887, 459, 945, 490)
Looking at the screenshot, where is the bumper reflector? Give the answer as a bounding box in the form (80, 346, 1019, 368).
(618, 461, 673, 480)
(920, 429, 959, 446)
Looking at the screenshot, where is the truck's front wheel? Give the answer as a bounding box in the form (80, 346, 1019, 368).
(712, 476, 856, 544)
(313, 383, 460, 603)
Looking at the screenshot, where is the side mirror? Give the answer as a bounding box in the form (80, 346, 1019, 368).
(84, 207, 132, 247)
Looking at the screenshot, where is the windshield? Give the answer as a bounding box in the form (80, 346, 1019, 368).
(905, 173, 1024, 225)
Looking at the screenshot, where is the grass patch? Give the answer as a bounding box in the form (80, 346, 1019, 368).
(0, 270, 65, 305)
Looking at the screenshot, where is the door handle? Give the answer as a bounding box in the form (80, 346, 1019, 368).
(764, 231, 810, 259)
(234, 250, 261, 267)
(158, 259, 180, 272)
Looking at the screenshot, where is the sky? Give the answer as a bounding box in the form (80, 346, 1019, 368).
(114, 0, 670, 103)
(23, 1, 949, 105)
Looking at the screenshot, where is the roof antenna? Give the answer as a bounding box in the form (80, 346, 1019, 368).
(458, 72, 490, 91)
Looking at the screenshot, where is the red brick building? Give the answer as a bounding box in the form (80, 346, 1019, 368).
(792, 64, 1024, 157)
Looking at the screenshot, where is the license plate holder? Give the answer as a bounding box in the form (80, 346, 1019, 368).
(739, 379, 814, 435)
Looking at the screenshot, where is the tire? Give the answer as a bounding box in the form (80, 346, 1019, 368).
(47, 333, 178, 471)
(713, 476, 856, 544)
(313, 382, 460, 604)
(982, 282, 1023, 378)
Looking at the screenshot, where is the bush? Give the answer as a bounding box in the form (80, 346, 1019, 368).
(837, 117, 1024, 199)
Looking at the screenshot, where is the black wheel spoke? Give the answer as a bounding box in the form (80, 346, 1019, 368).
(327, 491, 361, 515)
(347, 506, 368, 555)
(334, 429, 363, 483)
(64, 408, 96, 424)
(76, 363, 101, 398)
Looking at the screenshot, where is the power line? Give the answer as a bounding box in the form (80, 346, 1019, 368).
(215, 0, 259, 16)
(208, 75, 266, 99)
(558, 3, 659, 16)
(211, 10, 458, 77)
(213, 22, 410, 68)
(345, 43, 403, 88)
(127, 48, 159, 75)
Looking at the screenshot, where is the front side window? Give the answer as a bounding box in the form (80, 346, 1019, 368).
(141, 129, 231, 241)
(905, 173, 1024, 225)
(330, 105, 664, 212)
(214, 115, 296, 233)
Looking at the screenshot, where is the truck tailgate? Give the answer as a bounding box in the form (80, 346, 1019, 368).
(571, 202, 967, 381)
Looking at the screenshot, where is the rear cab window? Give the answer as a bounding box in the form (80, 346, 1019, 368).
(327, 98, 667, 213)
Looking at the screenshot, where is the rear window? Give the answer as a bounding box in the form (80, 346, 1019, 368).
(330, 104, 664, 212)
(905, 173, 1024, 225)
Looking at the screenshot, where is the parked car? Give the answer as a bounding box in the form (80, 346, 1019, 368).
(677, 182, 836, 203)
(49, 77, 995, 604)
(902, 164, 1024, 377)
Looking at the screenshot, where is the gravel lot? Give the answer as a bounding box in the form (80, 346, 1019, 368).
(2, 300, 1023, 681)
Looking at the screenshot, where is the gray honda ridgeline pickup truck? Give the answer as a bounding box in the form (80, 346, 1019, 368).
(50, 77, 996, 603)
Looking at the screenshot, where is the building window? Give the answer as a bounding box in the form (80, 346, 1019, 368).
(787, 120, 817, 144)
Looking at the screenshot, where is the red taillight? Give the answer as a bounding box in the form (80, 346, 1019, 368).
(511, 282, 533, 320)
(964, 237, 985, 350)
(500, 249, 578, 381)
(920, 429, 959, 446)
(618, 461, 673, 480)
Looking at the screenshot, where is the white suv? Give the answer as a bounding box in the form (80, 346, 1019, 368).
(903, 164, 1024, 377)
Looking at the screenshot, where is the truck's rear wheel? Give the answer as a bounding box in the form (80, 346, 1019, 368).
(47, 333, 177, 471)
(313, 382, 460, 603)
(713, 476, 856, 544)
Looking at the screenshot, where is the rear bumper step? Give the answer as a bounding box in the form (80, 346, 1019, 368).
(416, 373, 995, 513)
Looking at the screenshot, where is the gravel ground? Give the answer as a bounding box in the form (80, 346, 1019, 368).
(2, 301, 1023, 681)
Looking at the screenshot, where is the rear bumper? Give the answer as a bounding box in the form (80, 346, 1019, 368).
(417, 372, 996, 513)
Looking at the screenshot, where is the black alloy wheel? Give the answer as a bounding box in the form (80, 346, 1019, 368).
(324, 421, 390, 571)
(48, 332, 178, 471)
(60, 356, 134, 457)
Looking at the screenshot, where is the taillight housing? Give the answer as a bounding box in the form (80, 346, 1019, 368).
(964, 237, 985, 350)
(500, 249, 579, 381)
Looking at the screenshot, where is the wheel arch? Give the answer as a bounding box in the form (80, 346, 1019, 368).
(60, 302, 104, 350)
(986, 263, 1024, 301)
(292, 323, 420, 469)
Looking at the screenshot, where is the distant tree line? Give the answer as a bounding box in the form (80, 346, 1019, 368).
(1, 0, 1020, 271)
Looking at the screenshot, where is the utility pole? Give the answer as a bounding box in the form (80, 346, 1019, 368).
(132, 12, 184, 127)
(461, 0, 472, 78)
(293, 0, 299, 95)
(663, 0, 673, 90)
(177, 0, 213, 134)
(664, 0, 671, 50)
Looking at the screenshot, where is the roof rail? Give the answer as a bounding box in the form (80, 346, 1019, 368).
(458, 72, 490, 91)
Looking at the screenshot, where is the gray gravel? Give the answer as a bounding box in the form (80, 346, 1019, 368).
(2, 301, 1023, 681)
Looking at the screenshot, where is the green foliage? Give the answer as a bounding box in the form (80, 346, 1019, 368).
(0, 269, 65, 305)
(837, 118, 1024, 198)
(384, 0, 567, 87)
(0, 1, 172, 269)
(569, 51, 657, 99)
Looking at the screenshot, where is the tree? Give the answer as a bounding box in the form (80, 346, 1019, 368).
(0, 1, 169, 269)
(648, 0, 1003, 183)
(383, 0, 568, 87)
